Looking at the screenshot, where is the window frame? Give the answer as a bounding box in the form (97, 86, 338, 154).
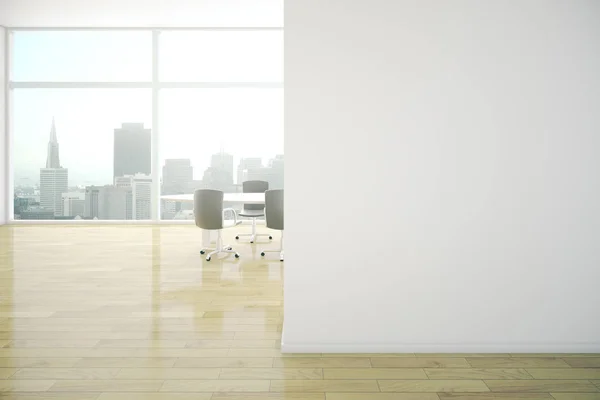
(4, 27, 284, 223)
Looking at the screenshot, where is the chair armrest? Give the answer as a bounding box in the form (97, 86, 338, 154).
(223, 207, 238, 225)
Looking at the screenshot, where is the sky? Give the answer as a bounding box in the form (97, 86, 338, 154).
(11, 30, 283, 187)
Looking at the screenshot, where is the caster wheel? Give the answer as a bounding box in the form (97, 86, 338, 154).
(235, 236, 239, 240)
(269, 236, 273, 240)
(227, 247, 233, 250)
(200, 250, 205, 255)
(280, 259, 284, 262)
(234, 253, 240, 258)
(261, 252, 265, 257)
(206, 257, 211, 261)
(250, 241, 254, 244)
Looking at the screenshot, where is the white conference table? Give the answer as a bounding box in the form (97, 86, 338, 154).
(161, 193, 266, 247)
(161, 193, 265, 205)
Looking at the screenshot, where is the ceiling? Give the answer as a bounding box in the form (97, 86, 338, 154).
(0, 0, 283, 28)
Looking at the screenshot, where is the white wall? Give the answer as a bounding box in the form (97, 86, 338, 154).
(284, 0, 600, 353)
(0, 26, 6, 225)
(0, 0, 282, 27)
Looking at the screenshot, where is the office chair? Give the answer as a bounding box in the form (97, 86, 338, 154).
(235, 180, 272, 243)
(195, 189, 242, 261)
(260, 189, 284, 262)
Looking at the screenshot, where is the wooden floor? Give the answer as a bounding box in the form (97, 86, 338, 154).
(0, 226, 599, 400)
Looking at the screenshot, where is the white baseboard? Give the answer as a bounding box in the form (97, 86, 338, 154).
(280, 341, 600, 353)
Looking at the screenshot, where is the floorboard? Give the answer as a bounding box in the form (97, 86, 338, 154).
(0, 225, 598, 400)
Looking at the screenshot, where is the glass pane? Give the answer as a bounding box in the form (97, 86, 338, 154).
(13, 89, 153, 220)
(12, 31, 152, 81)
(160, 30, 283, 82)
(159, 88, 283, 220)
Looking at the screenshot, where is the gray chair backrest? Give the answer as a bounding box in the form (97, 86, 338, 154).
(194, 189, 224, 230)
(243, 180, 269, 211)
(265, 189, 284, 230)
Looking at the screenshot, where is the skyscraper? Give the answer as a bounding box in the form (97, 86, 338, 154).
(211, 151, 234, 184)
(113, 123, 151, 178)
(237, 158, 263, 184)
(115, 174, 152, 220)
(132, 175, 152, 220)
(40, 119, 68, 216)
(269, 154, 284, 189)
(84, 185, 132, 220)
(162, 159, 193, 194)
(242, 155, 283, 189)
(242, 155, 284, 189)
(104, 186, 133, 220)
(62, 192, 85, 217)
(84, 186, 101, 218)
(201, 166, 234, 192)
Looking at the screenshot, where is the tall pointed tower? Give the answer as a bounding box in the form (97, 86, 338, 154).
(40, 118, 68, 217)
(46, 117, 61, 168)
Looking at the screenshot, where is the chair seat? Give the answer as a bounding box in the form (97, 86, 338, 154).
(238, 209, 265, 218)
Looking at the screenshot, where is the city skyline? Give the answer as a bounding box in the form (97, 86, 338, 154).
(15, 118, 284, 220)
(11, 31, 283, 186)
(13, 88, 283, 187)
(15, 117, 283, 188)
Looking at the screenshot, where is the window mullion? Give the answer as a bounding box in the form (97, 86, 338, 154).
(151, 30, 160, 221)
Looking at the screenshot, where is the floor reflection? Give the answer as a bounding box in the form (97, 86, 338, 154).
(1, 225, 283, 343)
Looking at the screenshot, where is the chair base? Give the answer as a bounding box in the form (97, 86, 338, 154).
(260, 231, 284, 262)
(200, 230, 240, 261)
(236, 233, 272, 243)
(260, 249, 284, 262)
(236, 217, 272, 243)
(200, 246, 239, 261)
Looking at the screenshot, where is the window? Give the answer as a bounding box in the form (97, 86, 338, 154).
(160, 88, 283, 219)
(160, 30, 283, 82)
(13, 31, 152, 82)
(8, 29, 283, 221)
(13, 89, 152, 220)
